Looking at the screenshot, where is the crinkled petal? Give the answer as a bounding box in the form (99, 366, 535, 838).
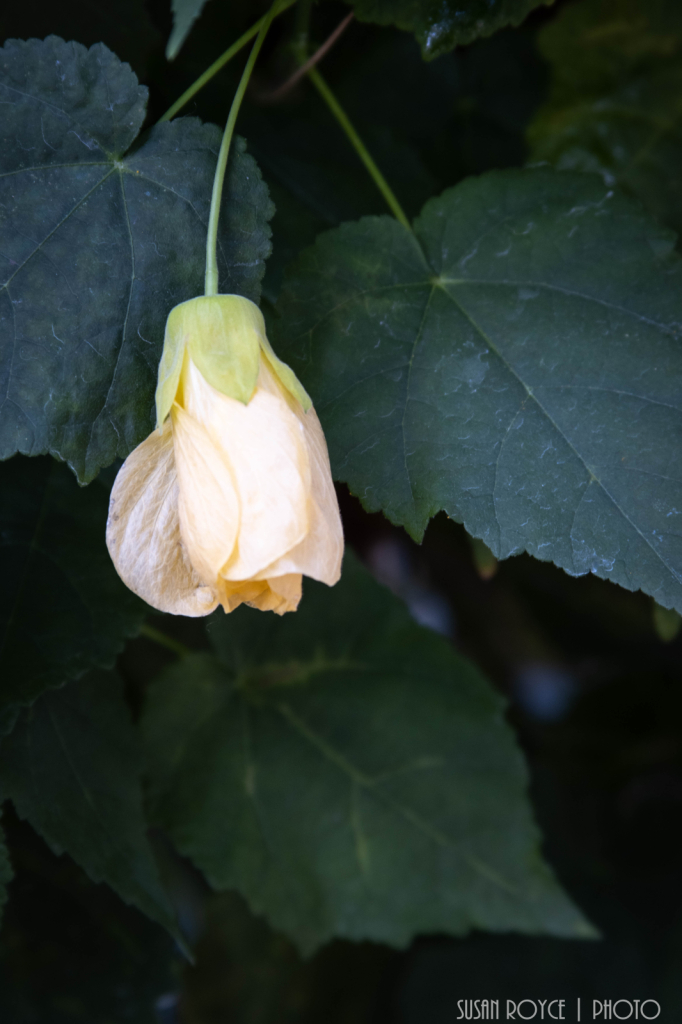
(215, 578, 270, 614)
(171, 402, 240, 586)
(106, 422, 218, 616)
(182, 358, 311, 581)
(214, 574, 301, 615)
(266, 573, 303, 613)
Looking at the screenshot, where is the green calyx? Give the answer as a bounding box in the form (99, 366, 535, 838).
(155, 294, 311, 427)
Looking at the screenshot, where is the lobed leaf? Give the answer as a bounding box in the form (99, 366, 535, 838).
(272, 169, 682, 612)
(0, 36, 273, 482)
(0, 456, 145, 711)
(528, 0, 682, 238)
(141, 554, 590, 954)
(0, 670, 178, 935)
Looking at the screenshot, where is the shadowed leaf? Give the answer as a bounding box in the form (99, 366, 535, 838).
(528, 0, 682, 238)
(0, 456, 145, 710)
(0, 671, 178, 935)
(141, 554, 590, 954)
(344, 0, 553, 59)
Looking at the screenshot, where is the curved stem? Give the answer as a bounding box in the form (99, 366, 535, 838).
(266, 12, 353, 102)
(307, 67, 412, 231)
(204, 0, 282, 296)
(159, 0, 295, 124)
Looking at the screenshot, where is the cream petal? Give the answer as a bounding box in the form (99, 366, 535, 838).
(181, 358, 312, 581)
(254, 406, 343, 586)
(171, 402, 240, 585)
(213, 574, 301, 615)
(106, 422, 218, 616)
(266, 573, 303, 613)
(215, 578, 270, 614)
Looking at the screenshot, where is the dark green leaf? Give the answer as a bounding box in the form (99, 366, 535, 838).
(344, 0, 552, 59)
(0, 456, 145, 711)
(272, 169, 682, 612)
(183, 889, 392, 1024)
(142, 553, 590, 954)
(0, 813, 178, 1024)
(0, 818, 12, 925)
(0, 671, 178, 935)
(167, 0, 210, 59)
(0, 36, 273, 481)
(528, 0, 682, 238)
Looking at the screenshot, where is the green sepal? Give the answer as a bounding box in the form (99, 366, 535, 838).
(155, 312, 186, 428)
(259, 334, 312, 413)
(155, 294, 312, 425)
(155, 295, 263, 425)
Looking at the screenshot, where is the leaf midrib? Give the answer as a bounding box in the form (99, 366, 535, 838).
(276, 698, 517, 894)
(301, 275, 677, 377)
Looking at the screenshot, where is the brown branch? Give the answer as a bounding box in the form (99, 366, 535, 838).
(263, 12, 354, 102)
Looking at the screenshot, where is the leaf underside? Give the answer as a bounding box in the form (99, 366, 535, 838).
(142, 554, 591, 954)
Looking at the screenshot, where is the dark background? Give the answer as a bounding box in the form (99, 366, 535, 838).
(2, 0, 682, 1019)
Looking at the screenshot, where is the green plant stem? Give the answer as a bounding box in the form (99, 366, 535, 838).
(140, 623, 190, 657)
(205, 0, 282, 296)
(159, 0, 295, 124)
(306, 67, 412, 231)
(158, 1, 409, 235)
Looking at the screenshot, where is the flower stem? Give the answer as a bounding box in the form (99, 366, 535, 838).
(306, 67, 412, 231)
(204, 0, 282, 297)
(158, 0, 296, 124)
(139, 623, 190, 657)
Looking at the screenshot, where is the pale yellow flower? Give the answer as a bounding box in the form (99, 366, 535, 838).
(106, 295, 343, 616)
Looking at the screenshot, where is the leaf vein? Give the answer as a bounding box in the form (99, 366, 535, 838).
(0, 81, 112, 159)
(0, 166, 116, 292)
(0, 160, 110, 180)
(439, 278, 678, 336)
(277, 701, 516, 893)
(440, 285, 682, 586)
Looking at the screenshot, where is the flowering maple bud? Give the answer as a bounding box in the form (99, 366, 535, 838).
(106, 295, 343, 616)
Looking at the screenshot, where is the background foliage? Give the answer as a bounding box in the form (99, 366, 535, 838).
(1, 0, 682, 1020)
